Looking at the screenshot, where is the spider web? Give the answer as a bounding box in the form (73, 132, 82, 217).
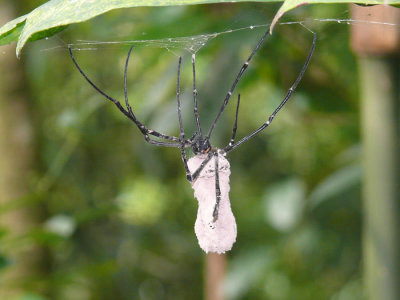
(42, 24, 265, 55)
(38, 15, 400, 57)
(33, 10, 399, 138)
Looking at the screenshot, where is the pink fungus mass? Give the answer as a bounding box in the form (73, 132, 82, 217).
(188, 154, 237, 253)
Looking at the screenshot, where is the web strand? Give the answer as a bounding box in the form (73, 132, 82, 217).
(37, 18, 400, 56)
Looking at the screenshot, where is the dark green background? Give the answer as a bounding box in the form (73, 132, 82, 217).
(0, 1, 361, 299)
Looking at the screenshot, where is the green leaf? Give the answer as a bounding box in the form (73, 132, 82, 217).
(0, 254, 10, 270)
(263, 178, 306, 232)
(20, 294, 49, 300)
(270, 0, 400, 31)
(224, 246, 272, 299)
(308, 164, 362, 209)
(0, 14, 27, 46)
(0, 0, 399, 57)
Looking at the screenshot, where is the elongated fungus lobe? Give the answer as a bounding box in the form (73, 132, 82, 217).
(188, 153, 237, 254)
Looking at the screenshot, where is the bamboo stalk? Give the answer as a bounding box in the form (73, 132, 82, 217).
(359, 55, 400, 300)
(351, 5, 400, 300)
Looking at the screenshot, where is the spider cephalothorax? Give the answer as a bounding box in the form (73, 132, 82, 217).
(191, 133, 211, 154)
(68, 25, 316, 253)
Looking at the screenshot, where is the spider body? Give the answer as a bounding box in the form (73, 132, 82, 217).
(190, 132, 211, 155)
(68, 26, 316, 253)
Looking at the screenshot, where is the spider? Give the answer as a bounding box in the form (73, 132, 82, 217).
(68, 26, 316, 253)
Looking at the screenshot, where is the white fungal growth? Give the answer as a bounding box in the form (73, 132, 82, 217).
(188, 152, 237, 254)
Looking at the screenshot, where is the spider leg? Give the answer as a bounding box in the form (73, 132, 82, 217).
(212, 151, 222, 223)
(224, 93, 240, 152)
(191, 151, 214, 183)
(124, 46, 136, 119)
(226, 32, 317, 153)
(176, 57, 193, 182)
(68, 45, 184, 148)
(206, 29, 271, 140)
(192, 54, 202, 135)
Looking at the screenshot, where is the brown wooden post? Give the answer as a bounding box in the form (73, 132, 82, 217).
(351, 5, 400, 300)
(205, 253, 226, 300)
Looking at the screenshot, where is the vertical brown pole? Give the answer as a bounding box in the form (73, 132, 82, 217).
(205, 253, 226, 300)
(351, 5, 400, 300)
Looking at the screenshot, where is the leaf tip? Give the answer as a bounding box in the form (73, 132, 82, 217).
(270, 1, 309, 34)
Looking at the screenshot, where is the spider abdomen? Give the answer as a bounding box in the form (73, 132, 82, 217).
(188, 152, 237, 254)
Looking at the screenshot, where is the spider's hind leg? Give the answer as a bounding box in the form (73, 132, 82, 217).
(212, 151, 222, 223)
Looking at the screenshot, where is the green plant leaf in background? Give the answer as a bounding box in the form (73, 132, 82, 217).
(308, 164, 361, 209)
(0, 254, 10, 271)
(269, 0, 398, 31)
(0, 0, 398, 57)
(0, 14, 27, 47)
(20, 294, 49, 300)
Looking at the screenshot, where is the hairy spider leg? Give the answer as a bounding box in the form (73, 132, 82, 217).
(191, 152, 213, 182)
(176, 57, 193, 182)
(177, 55, 224, 222)
(68, 45, 184, 148)
(176, 55, 222, 221)
(213, 151, 222, 222)
(226, 32, 317, 153)
(206, 30, 271, 140)
(192, 54, 202, 135)
(123, 46, 136, 119)
(224, 94, 240, 152)
(208, 94, 241, 221)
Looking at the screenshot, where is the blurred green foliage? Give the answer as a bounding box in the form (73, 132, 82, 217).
(1, 1, 362, 299)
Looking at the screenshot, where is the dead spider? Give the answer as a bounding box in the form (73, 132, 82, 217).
(68, 26, 316, 253)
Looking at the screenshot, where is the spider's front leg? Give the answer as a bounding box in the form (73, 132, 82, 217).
(68, 45, 183, 148)
(225, 32, 317, 153)
(175, 56, 193, 183)
(224, 94, 240, 152)
(179, 146, 192, 182)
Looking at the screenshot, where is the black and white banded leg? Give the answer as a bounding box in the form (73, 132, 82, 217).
(68, 45, 184, 148)
(212, 151, 221, 223)
(224, 94, 241, 152)
(206, 30, 271, 140)
(225, 32, 317, 153)
(175, 56, 193, 182)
